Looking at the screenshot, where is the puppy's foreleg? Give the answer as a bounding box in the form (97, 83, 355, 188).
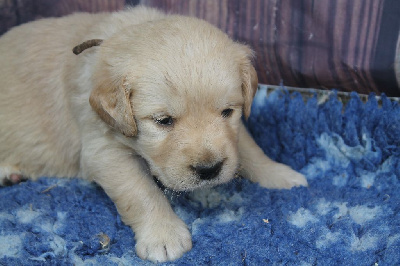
(238, 123, 308, 189)
(81, 140, 191, 263)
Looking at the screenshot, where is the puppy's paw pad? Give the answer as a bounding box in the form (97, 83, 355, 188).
(0, 166, 26, 186)
(135, 218, 192, 262)
(1, 174, 27, 186)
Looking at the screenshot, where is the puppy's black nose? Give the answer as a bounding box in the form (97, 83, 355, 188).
(191, 161, 223, 180)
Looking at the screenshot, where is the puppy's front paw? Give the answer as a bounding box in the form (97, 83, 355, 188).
(253, 163, 308, 189)
(135, 216, 192, 263)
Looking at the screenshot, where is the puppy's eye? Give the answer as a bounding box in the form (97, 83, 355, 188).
(221, 108, 234, 118)
(155, 116, 174, 126)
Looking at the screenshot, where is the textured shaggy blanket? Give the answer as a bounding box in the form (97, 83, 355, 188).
(0, 87, 399, 265)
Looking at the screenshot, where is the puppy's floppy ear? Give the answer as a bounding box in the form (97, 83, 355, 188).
(239, 47, 258, 120)
(89, 77, 137, 137)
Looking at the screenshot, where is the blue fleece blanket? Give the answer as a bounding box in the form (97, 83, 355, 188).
(1, 88, 399, 265)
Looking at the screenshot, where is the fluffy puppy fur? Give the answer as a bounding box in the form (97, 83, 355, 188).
(0, 6, 307, 262)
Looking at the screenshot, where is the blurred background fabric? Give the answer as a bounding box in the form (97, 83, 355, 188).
(1, 0, 399, 96)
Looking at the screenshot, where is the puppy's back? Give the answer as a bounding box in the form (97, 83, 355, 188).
(0, 7, 165, 179)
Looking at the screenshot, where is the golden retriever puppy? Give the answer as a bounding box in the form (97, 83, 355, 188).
(0, 6, 307, 262)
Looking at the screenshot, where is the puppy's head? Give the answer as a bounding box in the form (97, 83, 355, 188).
(83, 16, 257, 191)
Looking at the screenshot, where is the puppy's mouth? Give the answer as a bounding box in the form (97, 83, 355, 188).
(151, 167, 236, 192)
(152, 175, 167, 190)
(152, 174, 205, 192)
(140, 155, 236, 191)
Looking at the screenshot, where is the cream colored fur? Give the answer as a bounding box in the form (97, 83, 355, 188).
(0, 6, 307, 262)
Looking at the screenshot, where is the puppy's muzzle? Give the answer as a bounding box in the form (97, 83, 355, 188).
(190, 161, 224, 180)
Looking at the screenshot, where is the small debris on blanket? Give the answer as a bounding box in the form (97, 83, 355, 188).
(41, 184, 58, 193)
(98, 233, 111, 250)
